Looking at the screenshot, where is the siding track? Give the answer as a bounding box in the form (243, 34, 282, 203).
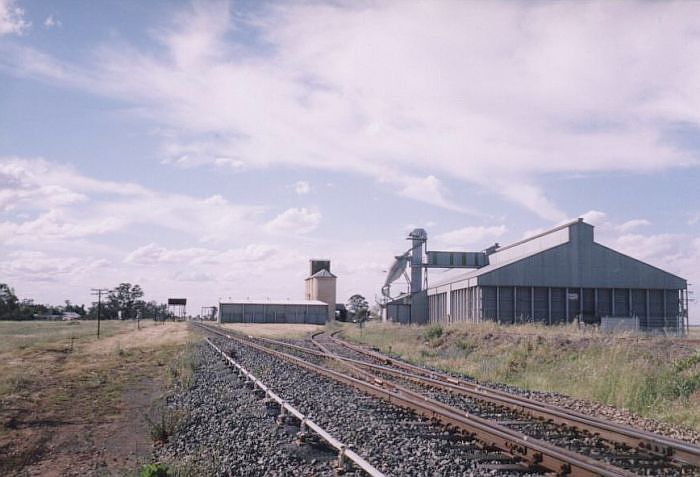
(320, 331, 700, 468)
(196, 323, 700, 476)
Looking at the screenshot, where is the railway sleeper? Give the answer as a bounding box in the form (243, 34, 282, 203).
(476, 462, 533, 473)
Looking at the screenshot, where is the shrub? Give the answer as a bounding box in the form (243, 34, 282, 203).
(424, 324, 443, 340)
(139, 463, 170, 477)
(145, 405, 185, 444)
(166, 342, 197, 389)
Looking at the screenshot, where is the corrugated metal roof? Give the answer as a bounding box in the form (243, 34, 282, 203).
(427, 218, 687, 292)
(219, 299, 328, 306)
(428, 252, 544, 289)
(309, 269, 337, 278)
(428, 220, 576, 290)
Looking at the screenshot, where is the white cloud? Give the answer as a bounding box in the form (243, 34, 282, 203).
(579, 210, 608, 227)
(6, 2, 700, 218)
(0, 209, 125, 242)
(575, 212, 649, 234)
(0, 251, 109, 282)
(498, 183, 566, 222)
(611, 233, 683, 264)
(617, 218, 651, 233)
(265, 207, 321, 235)
(43, 14, 60, 29)
(294, 180, 311, 195)
(436, 225, 507, 249)
(0, 159, 88, 211)
(0, 157, 263, 244)
(0, 0, 29, 36)
(124, 243, 213, 265)
(395, 175, 465, 212)
(172, 270, 214, 282)
(124, 242, 282, 267)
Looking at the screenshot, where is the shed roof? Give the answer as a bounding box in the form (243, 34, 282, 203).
(220, 299, 328, 306)
(430, 220, 576, 288)
(428, 219, 686, 291)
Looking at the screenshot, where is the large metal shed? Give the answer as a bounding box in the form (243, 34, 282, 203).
(426, 219, 689, 332)
(218, 300, 329, 324)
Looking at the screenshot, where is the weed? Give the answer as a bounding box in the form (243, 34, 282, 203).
(139, 463, 171, 477)
(424, 324, 443, 340)
(145, 404, 186, 444)
(166, 342, 197, 389)
(10, 375, 32, 393)
(0, 374, 33, 396)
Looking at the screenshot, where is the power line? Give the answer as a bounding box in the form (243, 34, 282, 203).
(90, 288, 109, 338)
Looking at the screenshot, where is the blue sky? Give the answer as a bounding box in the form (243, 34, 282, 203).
(1, 0, 699, 322)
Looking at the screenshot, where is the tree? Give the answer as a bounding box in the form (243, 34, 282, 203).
(0, 283, 19, 320)
(105, 283, 145, 320)
(142, 300, 170, 320)
(368, 304, 381, 321)
(64, 300, 86, 316)
(346, 294, 369, 322)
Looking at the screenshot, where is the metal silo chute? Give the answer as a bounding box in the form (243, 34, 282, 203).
(382, 251, 410, 298)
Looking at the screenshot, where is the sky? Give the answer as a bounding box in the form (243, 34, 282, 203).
(1, 0, 699, 322)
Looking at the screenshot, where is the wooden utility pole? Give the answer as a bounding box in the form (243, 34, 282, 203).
(91, 288, 109, 338)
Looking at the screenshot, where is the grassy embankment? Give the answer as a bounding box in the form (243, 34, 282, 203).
(0, 320, 197, 476)
(340, 321, 700, 431)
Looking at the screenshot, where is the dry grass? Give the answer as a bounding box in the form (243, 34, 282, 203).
(689, 326, 700, 340)
(0, 320, 196, 475)
(0, 320, 158, 354)
(219, 322, 324, 338)
(0, 320, 193, 409)
(342, 321, 700, 431)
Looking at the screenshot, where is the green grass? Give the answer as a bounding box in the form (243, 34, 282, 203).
(342, 321, 700, 431)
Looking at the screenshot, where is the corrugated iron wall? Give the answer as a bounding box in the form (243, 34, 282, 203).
(429, 285, 684, 331)
(219, 303, 328, 324)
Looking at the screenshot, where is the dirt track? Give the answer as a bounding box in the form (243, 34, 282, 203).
(0, 321, 192, 476)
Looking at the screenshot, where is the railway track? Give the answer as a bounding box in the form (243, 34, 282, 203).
(205, 337, 386, 476)
(250, 330, 700, 471)
(196, 324, 547, 476)
(195, 323, 700, 476)
(318, 332, 700, 467)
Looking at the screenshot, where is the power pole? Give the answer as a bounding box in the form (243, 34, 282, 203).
(91, 288, 109, 338)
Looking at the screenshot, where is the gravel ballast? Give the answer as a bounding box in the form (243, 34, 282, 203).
(156, 344, 348, 476)
(158, 340, 546, 476)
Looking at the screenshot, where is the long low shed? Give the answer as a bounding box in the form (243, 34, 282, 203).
(426, 220, 688, 332)
(218, 300, 329, 324)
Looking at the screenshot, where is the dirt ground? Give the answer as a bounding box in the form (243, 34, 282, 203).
(219, 322, 324, 338)
(0, 321, 193, 477)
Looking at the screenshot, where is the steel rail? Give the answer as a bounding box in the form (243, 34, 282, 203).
(327, 332, 700, 467)
(204, 337, 386, 477)
(197, 323, 636, 477)
(230, 329, 700, 468)
(309, 331, 644, 477)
